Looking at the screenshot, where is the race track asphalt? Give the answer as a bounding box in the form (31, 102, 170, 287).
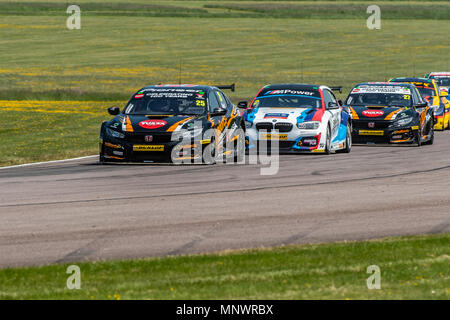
(1, 133, 450, 268)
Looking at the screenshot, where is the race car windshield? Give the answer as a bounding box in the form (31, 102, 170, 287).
(346, 93, 412, 107)
(252, 95, 321, 109)
(124, 91, 207, 115)
(416, 87, 436, 98)
(390, 81, 435, 98)
(433, 77, 450, 86)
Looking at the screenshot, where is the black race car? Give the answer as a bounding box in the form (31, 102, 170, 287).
(100, 84, 245, 164)
(345, 82, 434, 146)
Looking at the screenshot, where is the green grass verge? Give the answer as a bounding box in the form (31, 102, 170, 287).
(0, 234, 448, 299)
(0, 101, 122, 166)
(0, 1, 448, 19)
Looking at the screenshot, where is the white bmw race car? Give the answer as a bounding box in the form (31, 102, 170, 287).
(240, 84, 352, 154)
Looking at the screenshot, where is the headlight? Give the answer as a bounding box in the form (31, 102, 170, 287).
(245, 121, 252, 129)
(297, 121, 320, 130)
(106, 127, 125, 139)
(396, 117, 413, 127)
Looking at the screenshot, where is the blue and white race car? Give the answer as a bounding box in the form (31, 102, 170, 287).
(240, 84, 352, 154)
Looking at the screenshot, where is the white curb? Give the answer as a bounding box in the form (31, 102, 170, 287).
(0, 155, 97, 170)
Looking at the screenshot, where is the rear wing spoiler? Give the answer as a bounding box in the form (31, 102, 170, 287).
(329, 86, 342, 93)
(215, 83, 235, 92)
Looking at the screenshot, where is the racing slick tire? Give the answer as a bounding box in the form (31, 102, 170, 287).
(203, 137, 217, 165)
(342, 124, 352, 153)
(336, 124, 352, 154)
(99, 144, 107, 164)
(233, 133, 246, 163)
(324, 125, 332, 155)
(423, 125, 434, 145)
(414, 131, 422, 147)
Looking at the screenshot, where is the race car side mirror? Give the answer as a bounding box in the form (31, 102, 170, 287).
(328, 102, 339, 110)
(237, 101, 248, 109)
(211, 107, 227, 116)
(108, 107, 120, 115)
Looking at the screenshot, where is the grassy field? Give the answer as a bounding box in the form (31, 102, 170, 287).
(0, 1, 449, 166)
(0, 100, 120, 165)
(0, 234, 448, 299)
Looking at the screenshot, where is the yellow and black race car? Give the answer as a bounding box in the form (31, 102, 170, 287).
(426, 72, 450, 94)
(389, 77, 450, 130)
(100, 84, 245, 164)
(345, 82, 434, 146)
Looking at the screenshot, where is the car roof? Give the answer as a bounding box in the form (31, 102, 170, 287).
(429, 72, 450, 76)
(391, 77, 432, 83)
(262, 83, 323, 91)
(139, 84, 213, 91)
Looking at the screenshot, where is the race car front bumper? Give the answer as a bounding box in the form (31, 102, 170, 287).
(246, 132, 326, 153)
(101, 132, 209, 162)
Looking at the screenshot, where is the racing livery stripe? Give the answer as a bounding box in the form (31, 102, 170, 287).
(385, 108, 403, 120)
(249, 87, 266, 109)
(312, 108, 324, 121)
(126, 116, 134, 132)
(167, 117, 195, 132)
(319, 88, 325, 109)
(349, 107, 359, 120)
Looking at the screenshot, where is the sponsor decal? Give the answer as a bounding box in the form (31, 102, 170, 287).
(352, 86, 411, 95)
(265, 89, 316, 96)
(302, 138, 317, 146)
(264, 113, 289, 119)
(146, 92, 193, 98)
(362, 110, 384, 117)
(368, 122, 375, 128)
(133, 145, 164, 151)
(261, 133, 288, 140)
(139, 120, 167, 129)
(134, 94, 144, 99)
(359, 130, 384, 136)
(196, 91, 205, 98)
